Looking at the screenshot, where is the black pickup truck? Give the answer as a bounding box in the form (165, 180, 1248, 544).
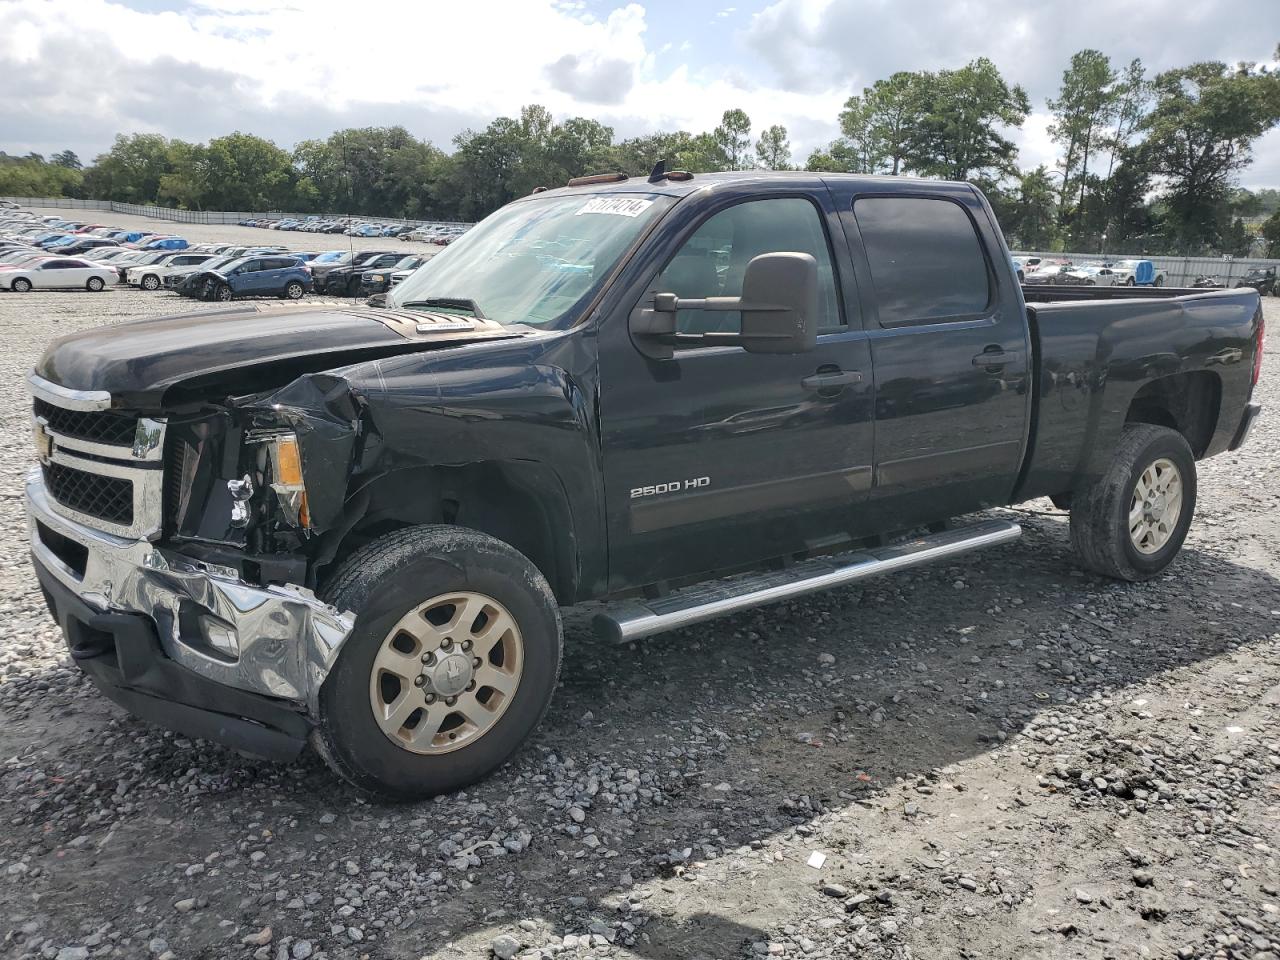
(26, 171, 1264, 798)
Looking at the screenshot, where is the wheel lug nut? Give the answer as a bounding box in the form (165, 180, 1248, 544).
(461, 639, 473, 651)
(466, 680, 476, 692)
(414, 676, 426, 687)
(446, 696, 458, 706)
(473, 657, 482, 669)
(424, 693, 437, 704)
(422, 652, 434, 664)
(441, 638, 453, 649)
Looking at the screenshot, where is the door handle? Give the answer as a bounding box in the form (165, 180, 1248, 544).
(972, 348, 1021, 368)
(801, 369, 862, 390)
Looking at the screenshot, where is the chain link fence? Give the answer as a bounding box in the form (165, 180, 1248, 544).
(1010, 249, 1280, 287)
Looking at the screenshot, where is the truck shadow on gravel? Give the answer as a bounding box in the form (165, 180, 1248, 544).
(5, 512, 1278, 959)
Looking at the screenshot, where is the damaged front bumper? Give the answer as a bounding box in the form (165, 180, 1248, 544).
(27, 469, 354, 757)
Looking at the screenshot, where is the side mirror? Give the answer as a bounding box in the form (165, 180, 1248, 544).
(630, 252, 819, 359)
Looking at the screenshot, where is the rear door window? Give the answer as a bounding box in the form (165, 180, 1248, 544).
(852, 196, 991, 327)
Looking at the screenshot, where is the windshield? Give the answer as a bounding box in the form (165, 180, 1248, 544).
(391, 192, 675, 327)
(314, 251, 345, 263)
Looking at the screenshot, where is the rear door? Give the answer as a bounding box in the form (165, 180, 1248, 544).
(835, 186, 1031, 529)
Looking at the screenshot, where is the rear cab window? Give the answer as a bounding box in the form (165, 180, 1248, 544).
(852, 196, 992, 326)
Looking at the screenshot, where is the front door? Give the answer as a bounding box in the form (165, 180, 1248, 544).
(598, 187, 875, 591)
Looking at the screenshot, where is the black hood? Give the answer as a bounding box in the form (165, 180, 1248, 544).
(35, 305, 521, 408)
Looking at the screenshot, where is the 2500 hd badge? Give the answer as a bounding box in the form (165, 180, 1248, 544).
(630, 476, 711, 498)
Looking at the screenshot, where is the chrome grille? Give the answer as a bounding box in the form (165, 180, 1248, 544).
(29, 372, 166, 539)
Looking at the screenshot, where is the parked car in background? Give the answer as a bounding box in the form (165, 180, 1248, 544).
(203, 256, 312, 301)
(126, 252, 219, 290)
(1235, 267, 1276, 296)
(321, 251, 407, 296)
(1066, 264, 1122, 286)
(1113, 259, 1166, 286)
(0, 256, 116, 292)
(1023, 264, 1077, 285)
(361, 254, 427, 295)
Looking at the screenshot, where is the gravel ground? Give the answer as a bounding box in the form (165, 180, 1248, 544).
(0, 266, 1277, 960)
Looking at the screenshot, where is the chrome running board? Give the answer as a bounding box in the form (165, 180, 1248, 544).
(593, 518, 1021, 644)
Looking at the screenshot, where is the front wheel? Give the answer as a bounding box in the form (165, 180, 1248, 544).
(1069, 424, 1196, 581)
(141, 274, 160, 291)
(1154, 276, 1164, 287)
(1126, 277, 1136, 286)
(315, 525, 562, 799)
(214, 282, 234, 302)
(11, 278, 32, 293)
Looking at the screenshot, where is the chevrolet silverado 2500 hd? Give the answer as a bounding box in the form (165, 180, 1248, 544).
(27, 171, 1264, 798)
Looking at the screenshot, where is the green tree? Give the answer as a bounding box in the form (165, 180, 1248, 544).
(714, 109, 753, 170)
(1006, 166, 1059, 249)
(50, 149, 81, 170)
(902, 58, 1030, 182)
(755, 125, 792, 170)
(1139, 60, 1280, 248)
(839, 72, 925, 174)
(1047, 50, 1119, 228)
(1262, 210, 1280, 257)
(83, 133, 173, 203)
(803, 140, 865, 173)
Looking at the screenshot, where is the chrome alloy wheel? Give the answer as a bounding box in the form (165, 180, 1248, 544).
(1129, 457, 1183, 554)
(368, 592, 524, 755)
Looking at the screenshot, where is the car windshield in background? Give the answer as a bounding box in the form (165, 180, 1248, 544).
(390, 193, 674, 327)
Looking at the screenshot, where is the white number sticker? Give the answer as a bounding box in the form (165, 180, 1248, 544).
(576, 197, 654, 218)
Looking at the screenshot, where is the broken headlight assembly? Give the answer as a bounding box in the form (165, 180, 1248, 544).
(244, 430, 311, 530)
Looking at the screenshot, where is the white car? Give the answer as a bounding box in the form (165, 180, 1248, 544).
(0, 257, 117, 292)
(126, 252, 218, 290)
(1066, 265, 1122, 286)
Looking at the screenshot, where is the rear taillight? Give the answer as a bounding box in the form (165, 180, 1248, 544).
(1253, 307, 1266, 387)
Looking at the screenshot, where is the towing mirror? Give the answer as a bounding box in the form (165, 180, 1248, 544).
(631, 252, 819, 360)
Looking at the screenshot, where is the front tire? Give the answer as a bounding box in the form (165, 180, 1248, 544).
(214, 282, 234, 302)
(315, 525, 562, 799)
(1069, 424, 1196, 581)
(141, 274, 160, 291)
(11, 278, 31, 293)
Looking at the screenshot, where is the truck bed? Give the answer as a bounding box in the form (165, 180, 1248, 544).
(1016, 287, 1261, 503)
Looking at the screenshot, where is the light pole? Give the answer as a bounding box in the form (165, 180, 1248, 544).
(1100, 232, 1108, 259)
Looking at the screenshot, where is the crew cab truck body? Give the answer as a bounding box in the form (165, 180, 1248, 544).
(26, 172, 1264, 798)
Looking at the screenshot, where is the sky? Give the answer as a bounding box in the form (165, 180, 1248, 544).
(2, 0, 1278, 190)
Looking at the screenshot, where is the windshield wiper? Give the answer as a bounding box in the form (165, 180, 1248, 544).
(400, 297, 488, 320)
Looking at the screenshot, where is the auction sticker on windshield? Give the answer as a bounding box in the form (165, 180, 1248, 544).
(576, 197, 655, 218)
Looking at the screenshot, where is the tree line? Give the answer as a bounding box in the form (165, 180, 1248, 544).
(3, 47, 1279, 255)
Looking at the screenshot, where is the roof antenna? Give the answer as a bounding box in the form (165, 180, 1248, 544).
(648, 160, 667, 183)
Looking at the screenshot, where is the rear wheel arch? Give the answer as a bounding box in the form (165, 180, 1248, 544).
(1124, 371, 1221, 459)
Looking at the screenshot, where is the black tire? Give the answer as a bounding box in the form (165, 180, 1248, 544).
(1125, 277, 1135, 286)
(1154, 276, 1164, 287)
(1069, 424, 1196, 582)
(11, 278, 31, 293)
(141, 274, 160, 291)
(86, 276, 105, 292)
(283, 280, 305, 300)
(315, 525, 562, 799)
(214, 282, 234, 302)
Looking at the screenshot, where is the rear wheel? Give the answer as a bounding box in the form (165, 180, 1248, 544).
(283, 280, 305, 300)
(11, 278, 31, 293)
(315, 525, 562, 799)
(86, 276, 105, 292)
(1069, 424, 1196, 581)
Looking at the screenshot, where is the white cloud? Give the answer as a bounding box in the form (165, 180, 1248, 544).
(0, 0, 1276, 190)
